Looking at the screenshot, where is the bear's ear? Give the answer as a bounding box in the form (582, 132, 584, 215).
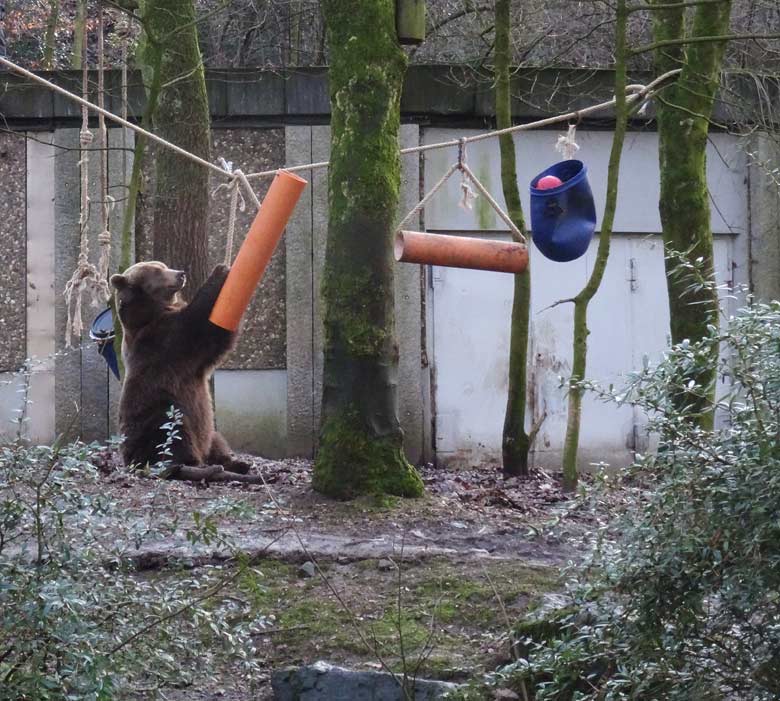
(110, 274, 128, 291)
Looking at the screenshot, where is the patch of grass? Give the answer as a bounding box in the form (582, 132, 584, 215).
(413, 563, 559, 626)
(233, 556, 560, 679)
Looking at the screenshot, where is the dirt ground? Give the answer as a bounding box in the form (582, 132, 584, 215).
(91, 454, 587, 699)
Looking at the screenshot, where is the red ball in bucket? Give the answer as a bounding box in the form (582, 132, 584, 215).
(536, 175, 564, 190)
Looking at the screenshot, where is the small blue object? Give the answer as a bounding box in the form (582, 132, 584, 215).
(530, 160, 597, 263)
(90, 307, 120, 380)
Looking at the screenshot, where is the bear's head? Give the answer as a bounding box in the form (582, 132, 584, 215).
(111, 261, 186, 331)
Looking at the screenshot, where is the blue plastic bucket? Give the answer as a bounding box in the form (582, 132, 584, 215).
(530, 160, 596, 263)
(90, 307, 120, 380)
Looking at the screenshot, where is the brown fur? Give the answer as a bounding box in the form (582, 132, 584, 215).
(110, 262, 250, 475)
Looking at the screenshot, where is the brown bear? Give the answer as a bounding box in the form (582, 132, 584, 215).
(110, 261, 251, 476)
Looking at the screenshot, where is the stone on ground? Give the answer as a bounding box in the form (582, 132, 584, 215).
(272, 661, 459, 700)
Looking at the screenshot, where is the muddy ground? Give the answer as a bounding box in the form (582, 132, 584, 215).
(89, 455, 591, 699)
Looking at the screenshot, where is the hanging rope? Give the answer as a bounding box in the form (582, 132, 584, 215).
(63, 5, 110, 347)
(211, 157, 262, 265)
(96, 5, 113, 282)
(396, 137, 526, 244)
(457, 138, 477, 210)
(0, 54, 681, 185)
(395, 162, 458, 232)
(213, 158, 245, 266)
(0, 52, 682, 276)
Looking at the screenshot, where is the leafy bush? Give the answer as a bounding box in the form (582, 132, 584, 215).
(467, 299, 780, 700)
(0, 433, 269, 699)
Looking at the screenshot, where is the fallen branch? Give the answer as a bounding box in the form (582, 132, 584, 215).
(171, 464, 266, 485)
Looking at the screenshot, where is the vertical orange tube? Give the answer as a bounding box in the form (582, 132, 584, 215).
(209, 170, 308, 331)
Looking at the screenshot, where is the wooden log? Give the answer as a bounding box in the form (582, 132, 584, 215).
(394, 230, 528, 274)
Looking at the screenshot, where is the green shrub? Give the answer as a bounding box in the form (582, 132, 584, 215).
(478, 299, 780, 700)
(0, 434, 268, 699)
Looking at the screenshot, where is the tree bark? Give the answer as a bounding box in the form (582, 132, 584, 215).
(43, 0, 60, 69)
(313, 0, 423, 500)
(142, 0, 211, 299)
(0, 0, 5, 58)
(71, 0, 86, 69)
(495, 0, 533, 478)
(651, 0, 732, 428)
(561, 0, 630, 491)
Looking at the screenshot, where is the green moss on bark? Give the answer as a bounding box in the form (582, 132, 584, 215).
(313, 409, 423, 500)
(314, 0, 422, 500)
(321, 270, 389, 357)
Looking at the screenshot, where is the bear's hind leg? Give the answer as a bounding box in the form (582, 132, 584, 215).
(208, 432, 251, 474)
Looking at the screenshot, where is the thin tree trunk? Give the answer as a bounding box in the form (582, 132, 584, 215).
(651, 0, 732, 429)
(121, 43, 163, 272)
(0, 0, 6, 58)
(561, 0, 630, 491)
(142, 0, 211, 299)
(313, 0, 423, 500)
(495, 0, 533, 477)
(43, 0, 60, 69)
(71, 0, 87, 69)
(113, 37, 164, 378)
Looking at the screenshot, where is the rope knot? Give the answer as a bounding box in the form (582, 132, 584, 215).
(80, 129, 94, 146)
(457, 138, 476, 210)
(457, 137, 467, 169)
(98, 230, 112, 245)
(556, 124, 580, 161)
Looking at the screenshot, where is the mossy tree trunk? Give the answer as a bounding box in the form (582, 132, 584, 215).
(142, 0, 211, 299)
(495, 0, 533, 477)
(561, 0, 629, 491)
(651, 0, 732, 428)
(312, 0, 423, 500)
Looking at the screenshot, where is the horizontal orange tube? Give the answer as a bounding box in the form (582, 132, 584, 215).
(210, 170, 308, 331)
(394, 230, 528, 274)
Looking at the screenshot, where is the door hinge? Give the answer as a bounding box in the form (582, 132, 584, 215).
(628, 257, 638, 292)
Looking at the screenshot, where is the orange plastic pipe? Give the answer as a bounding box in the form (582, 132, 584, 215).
(210, 170, 308, 331)
(394, 230, 528, 274)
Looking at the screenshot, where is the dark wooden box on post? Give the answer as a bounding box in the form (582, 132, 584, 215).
(396, 0, 426, 45)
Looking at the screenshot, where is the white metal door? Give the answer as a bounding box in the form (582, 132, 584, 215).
(426, 128, 747, 470)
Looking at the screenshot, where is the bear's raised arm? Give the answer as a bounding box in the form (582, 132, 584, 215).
(183, 264, 230, 324)
(177, 264, 237, 363)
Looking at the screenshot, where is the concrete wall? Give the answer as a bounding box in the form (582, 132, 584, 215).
(424, 128, 753, 470)
(3, 123, 428, 464)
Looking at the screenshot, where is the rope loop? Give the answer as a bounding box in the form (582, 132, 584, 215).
(214, 157, 260, 266)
